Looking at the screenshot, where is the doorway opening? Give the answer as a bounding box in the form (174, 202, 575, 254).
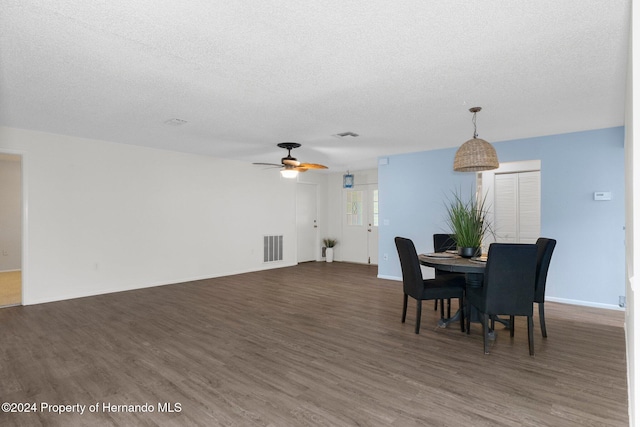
(0, 153, 22, 307)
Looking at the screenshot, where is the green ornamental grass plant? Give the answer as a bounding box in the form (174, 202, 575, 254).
(323, 238, 338, 248)
(445, 189, 493, 250)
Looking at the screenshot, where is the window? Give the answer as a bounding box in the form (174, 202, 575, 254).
(372, 189, 379, 227)
(346, 190, 363, 226)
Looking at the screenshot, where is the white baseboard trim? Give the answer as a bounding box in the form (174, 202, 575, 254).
(545, 296, 624, 311)
(23, 262, 299, 306)
(374, 277, 624, 311)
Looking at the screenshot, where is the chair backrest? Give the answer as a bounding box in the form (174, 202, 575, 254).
(534, 238, 557, 303)
(394, 237, 424, 299)
(481, 243, 538, 316)
(433, 234, 456, 252)
(433, 233, 460, 279)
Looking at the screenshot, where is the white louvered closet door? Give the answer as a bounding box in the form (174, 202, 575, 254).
(493, 171, 540, 244)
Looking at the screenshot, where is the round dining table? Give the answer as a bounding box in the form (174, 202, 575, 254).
(418, 252, 486, 286)
(418, 252, 505, 336)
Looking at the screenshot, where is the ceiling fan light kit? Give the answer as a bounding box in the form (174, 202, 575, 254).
(280, 168, 299, 178)
(453, 107, 499, 172)
(253, 142, 328, 178)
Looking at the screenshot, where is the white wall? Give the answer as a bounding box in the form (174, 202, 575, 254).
(0, 126, 298, 305)
(0, 156, 21, 271)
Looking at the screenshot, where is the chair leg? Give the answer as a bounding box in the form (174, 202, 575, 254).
(509, 315, 515, 337)
(539, 302, 548, 338)
(440, 299, 445, 319)
(490, 316, 495, 331)
(466, 301, 471, 334)
(434, 300, 438, 311)
(415, 300, 422, 334)
(483, 313, 489, 354)
(527, 315, 535, 356)
(402, 294, 408, 323)
(459, 297, 465, 332)
(447, 298, 451, 318)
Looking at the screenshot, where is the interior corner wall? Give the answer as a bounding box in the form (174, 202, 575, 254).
(377, 149, 476, 280)
(0, 126, 297, 305)
(378, 127, 625, 308)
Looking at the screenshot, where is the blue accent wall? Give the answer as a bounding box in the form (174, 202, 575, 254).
(378, 127, 625, 308)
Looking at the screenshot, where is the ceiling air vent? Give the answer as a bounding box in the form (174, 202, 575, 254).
(164, 118, 188, 126)
(332, 131, 359, 138)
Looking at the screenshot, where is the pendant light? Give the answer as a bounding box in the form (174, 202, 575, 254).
(453, 107, 499, 172)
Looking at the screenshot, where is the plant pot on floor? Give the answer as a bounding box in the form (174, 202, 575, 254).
(325, 247, 334, 262)
(322, 238, 337, 263)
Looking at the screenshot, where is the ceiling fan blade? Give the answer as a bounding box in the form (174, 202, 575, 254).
(298, 163, 328, 170)
(252, 162, 283, 168)
(258, 143, 326, 174)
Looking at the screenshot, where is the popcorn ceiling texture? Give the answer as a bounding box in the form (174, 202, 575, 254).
(0, 0, 630, 171)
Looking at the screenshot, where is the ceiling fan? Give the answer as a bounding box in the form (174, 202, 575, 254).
(253, 142, 328, 178)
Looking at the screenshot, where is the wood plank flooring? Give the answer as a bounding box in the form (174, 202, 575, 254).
(0, 262, 628, 426)
(0, 270, 21, 307)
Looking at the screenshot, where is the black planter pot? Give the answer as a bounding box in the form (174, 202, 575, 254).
(457, 246, 480, 258)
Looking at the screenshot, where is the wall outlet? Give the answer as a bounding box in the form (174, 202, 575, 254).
(619, 296, 626, 308)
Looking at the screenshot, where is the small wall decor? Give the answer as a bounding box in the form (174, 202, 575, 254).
(343, 171, 354, 188)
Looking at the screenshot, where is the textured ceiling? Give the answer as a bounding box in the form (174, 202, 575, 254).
(0, 1, 631, 172)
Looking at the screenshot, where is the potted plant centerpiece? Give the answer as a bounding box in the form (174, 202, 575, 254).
(444, 189, 492, 258)
(323, 238, 337, 263)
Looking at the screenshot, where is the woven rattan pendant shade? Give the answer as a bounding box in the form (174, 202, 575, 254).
(453, 107, 499, 172)
(453, 137, 499, 172)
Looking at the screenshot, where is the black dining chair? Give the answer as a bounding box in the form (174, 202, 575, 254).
(534, 238, 557, 338)
(433, 233, 465, 318)
(466, 243, 538, 355)
(395, 236, 466, 334)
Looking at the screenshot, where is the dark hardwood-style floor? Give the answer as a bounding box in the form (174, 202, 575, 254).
(0, 262, 628, 426)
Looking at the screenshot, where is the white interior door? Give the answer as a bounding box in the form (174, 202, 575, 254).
(296, 183, 318, 262)
(341, 184, 378, 264)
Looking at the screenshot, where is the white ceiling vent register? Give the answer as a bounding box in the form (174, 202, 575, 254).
(332, 131, 359, 138)
(164, 118, 188, 126)
(263, 235, 283, 262)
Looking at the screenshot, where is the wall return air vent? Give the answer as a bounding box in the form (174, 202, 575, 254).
(263, 235, 283, 262)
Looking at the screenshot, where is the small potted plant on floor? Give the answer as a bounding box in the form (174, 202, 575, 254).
(323, 238, 338, 263)
(444, 189, 492, 258)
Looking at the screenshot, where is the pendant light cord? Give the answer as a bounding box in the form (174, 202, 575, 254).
(472, 111, 478, 138)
